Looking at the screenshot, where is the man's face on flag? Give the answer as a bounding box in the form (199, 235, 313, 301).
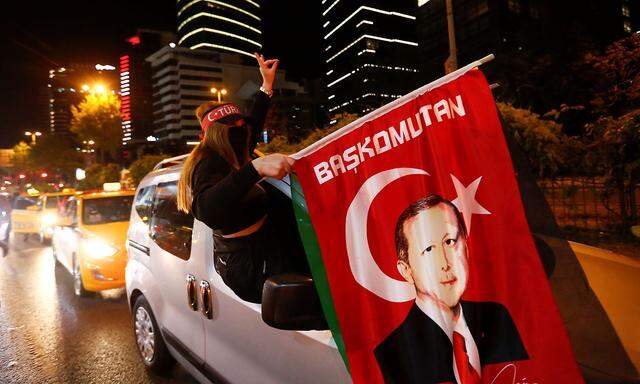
(398, 203, 469, 309)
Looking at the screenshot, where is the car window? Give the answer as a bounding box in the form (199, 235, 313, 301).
(82, 196, 133, 225)
(45, 196, 65, 209)
(150, 181, 193, 260)
(134, 186, 155, 224)
(13, 197, 36, 210)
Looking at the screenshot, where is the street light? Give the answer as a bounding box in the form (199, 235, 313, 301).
(210, 87, 228, 103)
(24, 131, 42, 145)
(80, 84, 108, 94)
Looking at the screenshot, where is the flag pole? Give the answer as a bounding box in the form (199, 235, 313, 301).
(292, 54, 496, 160)
(444, 0, 458, 74)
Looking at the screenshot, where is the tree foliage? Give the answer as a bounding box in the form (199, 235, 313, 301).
(79, 163, 120, 190)
(585, 110, 640, 228)
(71, 93, 121, 161)
(29, 135, 83, 180)
(258, 113, 359, 154)
(11, 141, 34, 173)
(128, 155, 166, 186)
(497, 102, 580, 178)
(585, 33, 640, 118)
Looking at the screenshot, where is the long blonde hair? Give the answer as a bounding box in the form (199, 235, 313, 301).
(177, 101, 251, 213)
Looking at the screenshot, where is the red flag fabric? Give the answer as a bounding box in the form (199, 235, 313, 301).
(292, 69, 583, 383)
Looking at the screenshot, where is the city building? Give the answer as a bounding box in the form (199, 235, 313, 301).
(176, 0, 263, 59)
(321, 0, 421, 117)
(119, 29, 176, 161)
(147, 45, 306, 154)
(0, 149, 14, 169)
(47, 64, 117, 136)
(620, 0, 639, 34)
(416, 0, 636, 84)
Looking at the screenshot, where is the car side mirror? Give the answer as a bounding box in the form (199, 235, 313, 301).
(262, 274, 328, 331)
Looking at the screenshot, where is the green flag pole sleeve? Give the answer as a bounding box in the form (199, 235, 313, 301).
(290, 173, 350, 372)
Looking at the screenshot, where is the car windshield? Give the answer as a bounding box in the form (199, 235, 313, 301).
(82, 196, 133, 225)
(14, 197, 36, 210)
(46, 196, 68, 209)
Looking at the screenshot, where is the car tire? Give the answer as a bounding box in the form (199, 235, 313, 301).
(73, 256, 92, 297)
(132, 295, 175, 373)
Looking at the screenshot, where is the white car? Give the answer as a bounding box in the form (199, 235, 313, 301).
(125, 155, 351, 384)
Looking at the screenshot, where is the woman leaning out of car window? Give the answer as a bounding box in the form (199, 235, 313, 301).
(177, 53, 308, 303)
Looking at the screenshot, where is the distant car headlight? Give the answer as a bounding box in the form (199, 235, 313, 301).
(41, 213, 58, 226)
(82, 238, 118, 259)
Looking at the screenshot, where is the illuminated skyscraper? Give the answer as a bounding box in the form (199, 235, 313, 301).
(176, 0, 263, 59)
(119, 29, 175, 160)
(322, 0, 420, 118)
(47, 64, 116, 136)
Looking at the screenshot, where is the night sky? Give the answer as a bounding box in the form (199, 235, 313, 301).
(0, 0, 322, 148)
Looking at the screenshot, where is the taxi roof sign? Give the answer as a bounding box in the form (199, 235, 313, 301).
(103, 182, 121, 192)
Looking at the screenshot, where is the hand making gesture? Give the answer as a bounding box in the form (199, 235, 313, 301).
(254, 52, 279, 94)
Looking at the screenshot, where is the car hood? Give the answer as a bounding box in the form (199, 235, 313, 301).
(83, 222, 129, 250)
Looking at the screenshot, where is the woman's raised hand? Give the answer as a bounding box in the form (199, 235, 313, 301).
(254, 53, 279, 92)
(252, 154, 295, 180)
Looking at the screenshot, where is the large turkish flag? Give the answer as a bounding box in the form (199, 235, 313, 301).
(292, 69, 582, 383)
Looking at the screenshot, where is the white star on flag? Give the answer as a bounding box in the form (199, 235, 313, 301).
(451, 175, 491, 234)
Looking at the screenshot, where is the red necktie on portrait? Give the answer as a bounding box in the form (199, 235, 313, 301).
(453, 331, 481, 384)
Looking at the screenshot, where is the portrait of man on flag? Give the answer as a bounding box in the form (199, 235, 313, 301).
(374, 195, 528, 384)
(291, 63, 584, 384)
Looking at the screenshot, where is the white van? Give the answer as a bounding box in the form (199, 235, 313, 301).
(125, 155, 351, 384)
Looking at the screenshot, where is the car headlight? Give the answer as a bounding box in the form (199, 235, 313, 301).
(82, 238, 118, 259)
(41, 213, 58, 226)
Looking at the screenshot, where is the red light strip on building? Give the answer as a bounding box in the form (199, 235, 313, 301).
(120, 55, 132, 144)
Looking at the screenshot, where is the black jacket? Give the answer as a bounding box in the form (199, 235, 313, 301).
(374, 301, 528, 384)
(191, 91, 271, 235)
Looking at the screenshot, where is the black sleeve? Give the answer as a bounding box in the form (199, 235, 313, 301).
(247, 91, 271, 153)
(191, 155, 261, 230)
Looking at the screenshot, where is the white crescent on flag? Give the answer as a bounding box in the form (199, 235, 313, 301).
(345, 168, 426, 303)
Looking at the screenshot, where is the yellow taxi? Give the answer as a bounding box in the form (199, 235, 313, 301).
(38, 190, 78, 242)
(52, 183, 134, 296)
(9, 194, 40, 241)
(10, 189, 77, 243)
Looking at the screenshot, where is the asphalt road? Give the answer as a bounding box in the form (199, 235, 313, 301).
(0, 236, 198, 384)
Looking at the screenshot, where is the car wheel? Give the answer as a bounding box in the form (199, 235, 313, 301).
(133, 295, 175, 372)
(73, 256, 92, 297)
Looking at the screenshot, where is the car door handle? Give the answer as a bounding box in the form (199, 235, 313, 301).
(186, 274, 198, 311)
(200, 280, 213, 320)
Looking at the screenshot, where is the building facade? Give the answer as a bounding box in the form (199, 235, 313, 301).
(48, 64, 117, 136)
(147, 46, 305, 154)
(416, 0, 636, 112)
(322, 0, 421, 117)
(176, 0, 263, 59)
(119, 30, 175, 160)
(620, 0, 639, 34)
